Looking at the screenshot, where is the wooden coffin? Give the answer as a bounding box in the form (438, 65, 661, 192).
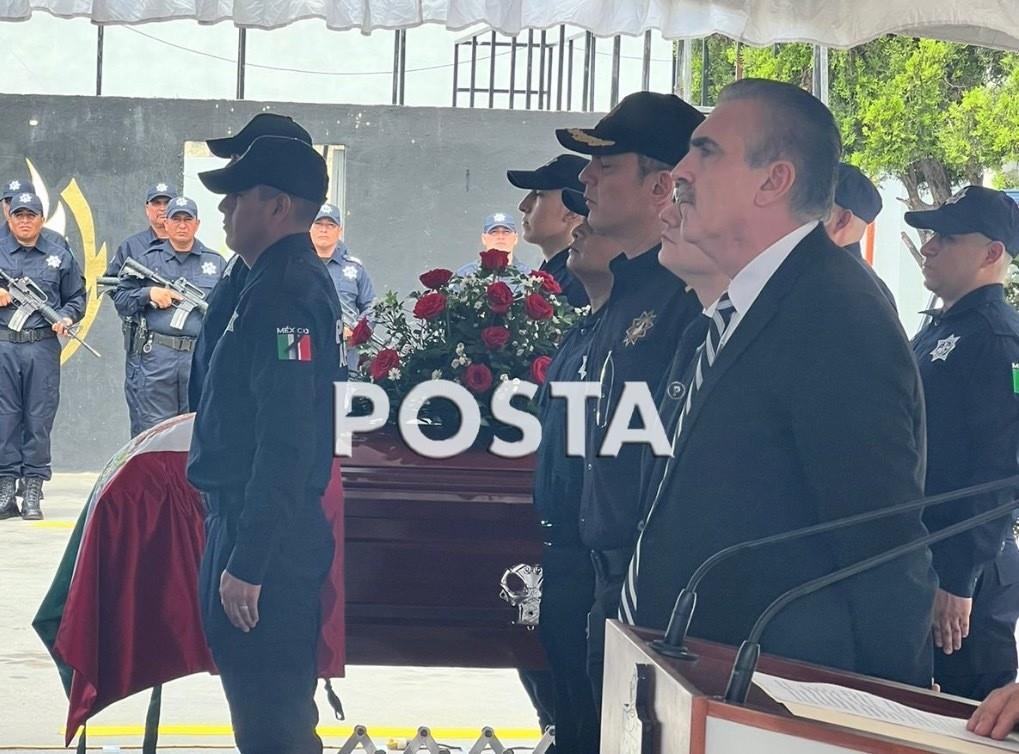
(343, 428, 546, 668)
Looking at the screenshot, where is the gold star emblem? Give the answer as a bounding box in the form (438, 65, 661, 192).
(623, 311, 656, 347)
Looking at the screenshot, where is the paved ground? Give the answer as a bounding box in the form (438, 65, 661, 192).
(0, 474, 543, 753)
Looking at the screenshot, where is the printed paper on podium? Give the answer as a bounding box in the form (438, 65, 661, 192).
(753, 671, 1019, 753)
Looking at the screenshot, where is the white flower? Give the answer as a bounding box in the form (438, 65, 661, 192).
(512, 378, 521, 385)
(499, 373, 509, 382)
(474, 301, 483, 309)
(455, 342, 465, 355)
(388, 368, 402, 381)
(516, 349, 525, 357)
(431, 369, 443, 379)
(450, 359, 460, 368)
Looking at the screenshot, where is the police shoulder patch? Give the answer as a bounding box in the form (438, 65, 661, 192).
(276, 325, 313, 362)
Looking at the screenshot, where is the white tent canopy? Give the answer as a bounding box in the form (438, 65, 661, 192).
(1, 1, 1019, 50)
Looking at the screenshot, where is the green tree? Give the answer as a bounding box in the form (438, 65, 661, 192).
(690, 36, 1019, 210)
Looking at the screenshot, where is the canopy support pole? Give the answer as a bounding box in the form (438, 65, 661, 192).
(95, 24, 104, 96)
(236, 28, 246, 100)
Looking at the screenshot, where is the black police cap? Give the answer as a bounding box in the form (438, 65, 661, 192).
(207, 113, 313, 159)
(561, 188, 589, 217)
(507, 154, 588, 193)
(905, 185, 1019, 257)
(834, 163, 882, 223)
(556, 91, 704, 167)
(198, 135, 328, 204)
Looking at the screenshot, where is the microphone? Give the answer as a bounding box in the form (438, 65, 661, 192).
(650, 474, 1019, 661)
(722, 496, 1019, 705)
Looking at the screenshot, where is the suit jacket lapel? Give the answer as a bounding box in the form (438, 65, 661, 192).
(670, 228, 823, 460)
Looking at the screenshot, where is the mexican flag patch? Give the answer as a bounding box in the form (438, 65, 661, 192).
(1013, 363, 1019, 395)
(277, 329, 312, 362)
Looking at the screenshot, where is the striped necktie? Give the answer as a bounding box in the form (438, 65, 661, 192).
(619, 292, 736, 625)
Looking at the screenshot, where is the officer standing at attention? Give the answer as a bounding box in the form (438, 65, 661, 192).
(905, 186, 1019, 700)
(1, 179, 72, 249)
(111, 196, 224, 436)
(530, 190, 621, 753)
(106, 183, 174, 275)
(188, 136, 344, 754)
(556, 92, 704, 714)
(823, 163, 896, 307)
(311, 202, 374, 373)
(188, 113, 315, 412)
(105, 183, 174, 434)
(507, 155, 590, 308)
(0, 193, 85, 521)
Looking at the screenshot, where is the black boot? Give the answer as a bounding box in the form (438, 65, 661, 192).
(0, 477, 18, 520)
(21, 476, 43, 521)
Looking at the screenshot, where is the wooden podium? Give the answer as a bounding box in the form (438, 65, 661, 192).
(601, 620, 1002, 754)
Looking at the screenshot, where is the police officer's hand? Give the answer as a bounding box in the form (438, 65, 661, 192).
(149, 287, 183, 309)
(968, 683, 1019, 739)
(51, 317, 73, 337)
(0, 288, 10, 307)
(219, 569, 262, 633)
(932, 587, 972, 654)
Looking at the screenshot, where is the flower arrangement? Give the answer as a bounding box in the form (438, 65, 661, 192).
(351, 249, 581, 432)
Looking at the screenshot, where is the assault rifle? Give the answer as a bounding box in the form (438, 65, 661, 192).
(0, 268, 100, 357)
(118, 257, 208, 330)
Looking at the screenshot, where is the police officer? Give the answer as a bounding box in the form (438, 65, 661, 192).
(824, 163, 896, 308)
(188, 113, 314, 412)
(311, 202, 374, 373)
(1, 179, 72, 250)
(530, 190, 618, 753)
(188, 135, 343, 754)
(106, 182, 174, 276)
(111, 196, 224, 436)
(507, 155, 589, 308)
(904, 187, 1019, 701)
(455, 213, 531, 277)
(556, 92, 704, 714)
(0, 193, 85, 521)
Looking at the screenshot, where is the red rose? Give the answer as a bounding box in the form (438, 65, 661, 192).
(419, 268, 454, 289)
(480, 325, 511, 350)
(530, 270, 562, 295)
(486, 281, 514, 314)
(463, 363, 494, 394)
(370, 348, 401, 381)
(349, 318, 372, 346)
(524, 293, 554, 320)
(479, 249, 510, 271)
(413, 291, 447, 320)
(530, 355, 552, 385)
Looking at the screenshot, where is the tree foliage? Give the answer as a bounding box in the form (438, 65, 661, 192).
(689, 36, 1019, 210)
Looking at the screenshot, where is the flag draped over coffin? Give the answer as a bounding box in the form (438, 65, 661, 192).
(32, 413, 345, 744)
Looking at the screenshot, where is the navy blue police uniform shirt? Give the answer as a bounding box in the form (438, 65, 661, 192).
(913, 283, 1019, 596)
(188, 254, 250, 411)
(105, 227, 164, 276)
(579, 246, 702, 551)
(322, 242, 375, 326)
(110, 240, 225, 338)
(532, 309, 604, 545)
(0, 233, 86, 329)
(187, 233, 345, 584)
(540, 248, 589, 309)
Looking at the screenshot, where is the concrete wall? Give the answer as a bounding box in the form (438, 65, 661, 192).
(0, 94, 598, 471)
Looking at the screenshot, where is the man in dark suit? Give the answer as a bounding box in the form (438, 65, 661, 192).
(624, 78, 937, 687)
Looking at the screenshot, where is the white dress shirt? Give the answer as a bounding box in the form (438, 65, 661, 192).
(721, 220, 818, 345)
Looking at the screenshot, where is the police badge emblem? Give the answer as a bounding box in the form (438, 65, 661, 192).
(930, 334, 960, 362)
(624, 311, 656, 347)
